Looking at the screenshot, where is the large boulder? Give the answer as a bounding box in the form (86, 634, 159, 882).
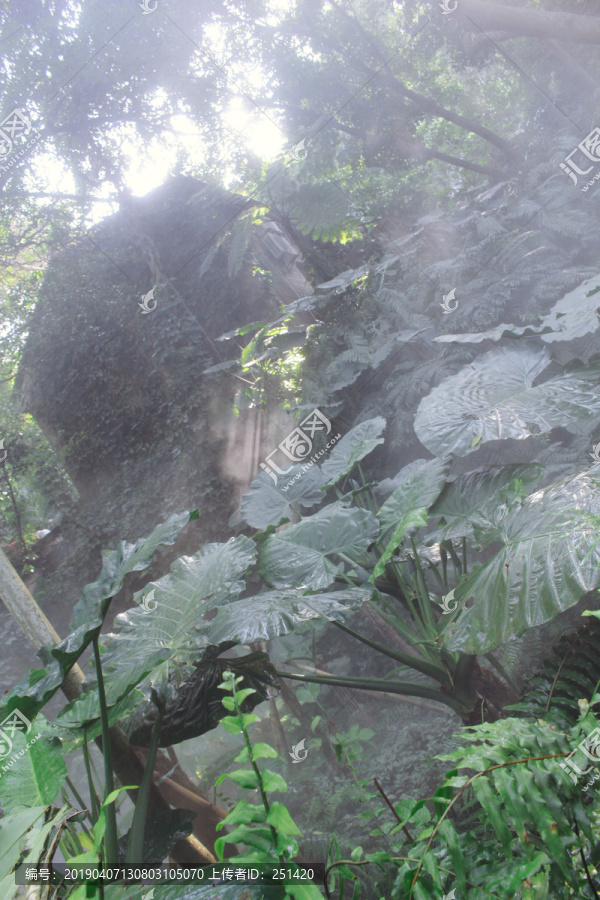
(14, 175, 302, 631)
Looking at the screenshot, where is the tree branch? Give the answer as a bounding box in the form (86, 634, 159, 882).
(459, 0, 600, 45)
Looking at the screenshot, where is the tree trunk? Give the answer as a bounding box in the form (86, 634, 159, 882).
(0, 548, 221, 861)
(459, 0, 600, 46)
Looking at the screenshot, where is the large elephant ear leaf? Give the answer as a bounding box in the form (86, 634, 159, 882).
(414, 344, 600, 458)
(70, 510, 195, 631)
(239, 467, 326, 529)
(206, 586, 375, 644)
(0, 511, 195, 724)
(426, 463, 544, 546)
(434, 272, 600, 348)
(100, 536, 256, 695)
(259, 502, 380, 589)
(320, 417, 386, 486)
(378, 457, 450, 532)
(441, 471, 600, 655)
(0, 717, 66, 813)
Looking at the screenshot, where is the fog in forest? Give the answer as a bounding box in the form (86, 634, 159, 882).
(2, 1, 600, 897)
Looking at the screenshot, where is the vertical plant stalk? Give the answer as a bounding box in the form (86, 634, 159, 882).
(1, 462, 27, 557)
(232, 674, 283, 863)
(93, 637, 118, 866)
(126, 700, 164, 864)
(82, 734, 100, 823)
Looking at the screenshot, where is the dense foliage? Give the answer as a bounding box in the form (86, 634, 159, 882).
(3, 0, 600, 897)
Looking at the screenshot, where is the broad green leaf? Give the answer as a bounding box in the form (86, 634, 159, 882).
(414, 344, 600, 458)
(219, 800, 267, 827)
(220, 769, 260, 790)
(442, 470, 600, 654)
(215, 824, 274, 858)
(217, 715, 245, 734)
(240, 467, 326, 529)
(205, 586, 375, 644)
(259, 502, 379, 589)
(252, 742, 279, 761)
(100, 536, 256, 691)
(0, 805, 73, 900)
(371, 509, 428, 581)
(378, 457, 450, 532)
(426, 463, 544, 546)
(261, 770, 288, 792)
(320, 417, 386, 485)
(0, 806, 47, 883)
(0, 720, 66, 813)
(266, 801, 303, 836)
(434, 272, 600, 351)
(0, 511, 194, 724)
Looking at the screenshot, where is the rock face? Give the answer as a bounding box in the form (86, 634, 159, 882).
(14, 175, 309, 632)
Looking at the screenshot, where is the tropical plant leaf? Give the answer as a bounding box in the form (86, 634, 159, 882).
(100, 537, 256, 693)
(259, 502, 380, 589)
(434, 272, 600, 346)
(441, 471, 600, 654)
(239, 467, 326, 529)
(0, 720, 66, 812)
(414, 344, 600, 458)
(289, 183, 359, 242)
(206, 586, 375, 644)
(0, 511, 195, 724)
(378, 457, 450, 532)
(0, 805, 73, 900)
(320, 417, 386, 486)
(509, 618, 600, 728)
(371, 509, 428, 581)
(426, 463, 544, 545)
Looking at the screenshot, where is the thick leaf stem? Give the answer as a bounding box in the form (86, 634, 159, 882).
(126, 700, 164, 864)
(276, 669, 468, 714)
(410, 538, 437, 633)
(332, 620, 450, 686)
(93, 638, 119, 865)
(82, 733, 100, 823)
